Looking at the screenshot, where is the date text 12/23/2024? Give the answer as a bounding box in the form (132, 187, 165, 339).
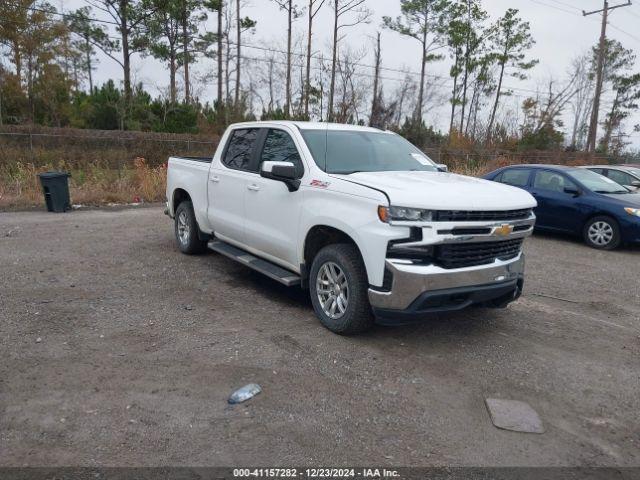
(233, 468, 401, 478)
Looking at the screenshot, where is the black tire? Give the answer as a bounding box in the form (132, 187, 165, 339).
(309, 243, 374, 335)
(583, 215, 621, 250)
(174, 201, 207, 254)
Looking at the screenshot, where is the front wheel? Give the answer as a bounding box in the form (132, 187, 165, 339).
(309, 244, 374, 335)
(174, 201, 207, 254)
(583, 215, 621, 250)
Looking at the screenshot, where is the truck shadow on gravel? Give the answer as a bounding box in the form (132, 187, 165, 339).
(231, 262, 504, 338)
(207, 252, 515, 340)
(369, 309, 503, 338)
(234, 267, 312, 307)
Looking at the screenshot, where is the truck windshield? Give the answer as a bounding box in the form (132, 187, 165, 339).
(300, 129, 438, 174)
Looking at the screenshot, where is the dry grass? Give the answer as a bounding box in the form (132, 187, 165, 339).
(0, 159, 167, 210)
(0, 125, 218, 210)
(448, 151, 601, 177)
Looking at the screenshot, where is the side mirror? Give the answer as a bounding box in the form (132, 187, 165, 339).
(260, 161, 300, 192)
(564, 186, 580, 196)
(631, 180, 640, 188)
(436, 163, 448, 172)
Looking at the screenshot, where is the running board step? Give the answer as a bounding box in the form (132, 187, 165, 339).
(208, 240, 301, 287)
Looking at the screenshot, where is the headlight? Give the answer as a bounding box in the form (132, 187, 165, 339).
(624, 207, 640, 217)
(378, 205, 433, 223)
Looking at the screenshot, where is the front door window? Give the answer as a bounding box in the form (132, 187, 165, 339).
(259, 129, 304, 177)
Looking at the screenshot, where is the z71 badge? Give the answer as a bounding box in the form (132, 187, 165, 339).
(310, 179, 330, 188)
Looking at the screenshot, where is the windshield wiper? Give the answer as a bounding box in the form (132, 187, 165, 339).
(594, 190, 628, 194)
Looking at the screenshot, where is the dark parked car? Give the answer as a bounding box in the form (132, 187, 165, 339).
(483, 165, 640, 249)
(582, 165, 640, 192)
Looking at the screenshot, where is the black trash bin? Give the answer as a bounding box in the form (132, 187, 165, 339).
(38, 171, 71, 213)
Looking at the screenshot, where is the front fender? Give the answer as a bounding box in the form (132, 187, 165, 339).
(299, 189, 408, 287)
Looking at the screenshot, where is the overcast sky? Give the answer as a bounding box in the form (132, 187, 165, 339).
(64, 0, 640, 145)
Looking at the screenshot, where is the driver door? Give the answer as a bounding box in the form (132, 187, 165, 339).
(243, 128, 306, 271)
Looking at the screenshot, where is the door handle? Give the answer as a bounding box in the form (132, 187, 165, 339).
(247, 184, 260, 191)
(209, 175, 220, 183)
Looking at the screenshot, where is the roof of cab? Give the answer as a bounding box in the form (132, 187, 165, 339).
(227, 120, 386, 133)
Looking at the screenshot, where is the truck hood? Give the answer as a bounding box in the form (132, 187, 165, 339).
(332, 171, 537, 210)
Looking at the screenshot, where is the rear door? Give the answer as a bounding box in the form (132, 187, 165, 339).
(243, 128, 306, 270)
(530, 170, 581, 232)
(207, 128, 260, 245)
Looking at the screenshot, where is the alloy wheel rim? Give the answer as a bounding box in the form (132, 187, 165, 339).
(316, 262, 349, 319)
(177, 211, 190, 245)
(588, 221, 613, 246)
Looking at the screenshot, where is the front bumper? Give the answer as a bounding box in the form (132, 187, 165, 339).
(620, 216, 640, 244)
(368, 253, 525, 319)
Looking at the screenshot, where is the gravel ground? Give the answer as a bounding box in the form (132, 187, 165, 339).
(1, 206, 639, 467)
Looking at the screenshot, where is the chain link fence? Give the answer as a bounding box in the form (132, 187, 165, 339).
(0, 128, 220, 174)
(0, 126, 621, 177)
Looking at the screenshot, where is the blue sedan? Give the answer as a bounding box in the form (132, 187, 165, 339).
(483, 165, 640, 249)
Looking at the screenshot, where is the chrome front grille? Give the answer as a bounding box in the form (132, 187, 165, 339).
(434, 209, 532, 222)
(386, 209, 533, 269)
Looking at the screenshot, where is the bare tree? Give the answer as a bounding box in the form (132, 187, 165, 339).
(521, 76, 579, 140)
(305, 0, 325, 117)
(235, 0, 241, 106)
(568, 53, 594, 149)
(217, 0, 224, 104)
(234, 0, 256, 107)
(223, 3, 234, 103)
(178, 0, 204, 104)
(328, 0, 371, 122)
(333, 46, 368, 123)
(369, 31, 381, 127)
(253, 40, 288, 115)
(272, 1, 302, 117)
(391, 72, 418, 127)
(202, 0, 224, 104)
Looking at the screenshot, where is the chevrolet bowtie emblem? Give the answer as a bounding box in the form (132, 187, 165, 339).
(493, 224, 514, 236)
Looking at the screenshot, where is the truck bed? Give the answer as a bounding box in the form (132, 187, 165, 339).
(166, 156, 212, 225)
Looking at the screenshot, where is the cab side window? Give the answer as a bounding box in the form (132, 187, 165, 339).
(499, 169, 531, 187)
(222, 128, 259, 171)
(533, 170, 576, 193)
(260, 129, 304, 177)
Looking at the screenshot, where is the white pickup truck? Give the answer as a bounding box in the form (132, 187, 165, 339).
(166, 121, 537, 334)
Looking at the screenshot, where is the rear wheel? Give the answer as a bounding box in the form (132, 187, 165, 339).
(309, 244, 374, 335)
(583, 215, 621, 250)
(174, 201, 207, 254)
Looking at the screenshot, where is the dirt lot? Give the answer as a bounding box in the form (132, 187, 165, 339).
(1, 206, 639, 467)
